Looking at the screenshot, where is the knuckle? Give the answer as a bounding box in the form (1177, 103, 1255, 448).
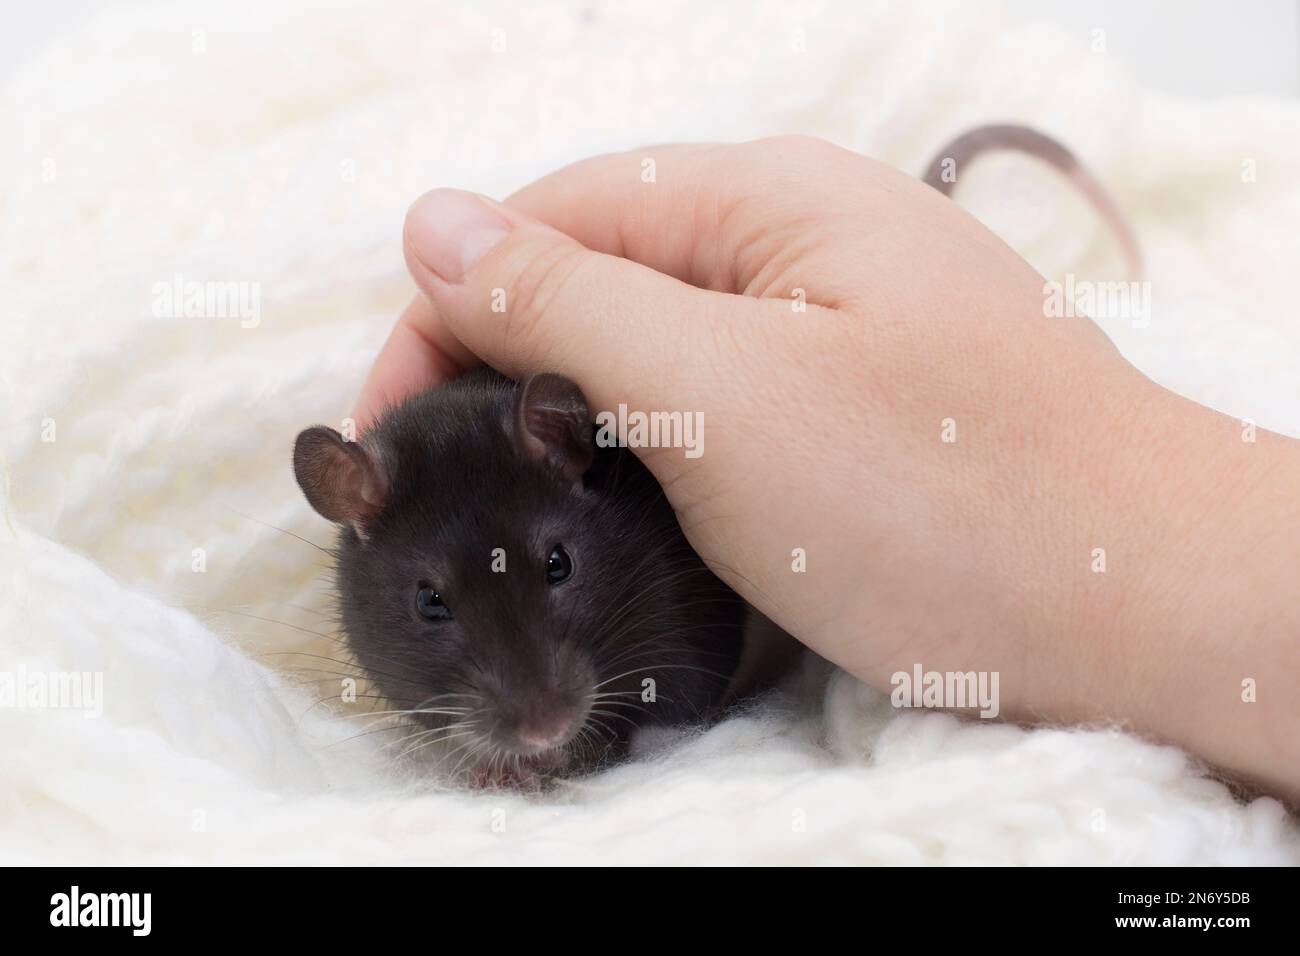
(501, 239, 594, 364)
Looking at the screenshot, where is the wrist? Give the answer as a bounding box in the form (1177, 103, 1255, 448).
(1052, 377, 1300, 794)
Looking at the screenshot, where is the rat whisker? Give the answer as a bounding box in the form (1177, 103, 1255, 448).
(320, 723, 425, 748)
(220, 609, 342, 642)
(590, 699, 661, 720)
(587, 707, 641, 731)
(221, 503, 334, 555)
(296, 692, 393, 719)
(259, 651, 429, 687)
(388, 713, 483, 749)
(394, 726, 478, 760)
(593, 662, 734, 691)
(227, 609, 422, 675)
(446, 736, 489, 781)
(581, 713, 620, 746)
(326, 707, 472, 724)
(212, 600, 333, 620)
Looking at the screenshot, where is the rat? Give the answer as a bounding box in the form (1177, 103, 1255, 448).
(922, 123, 1142, 277)
(293, 367, 748, 787)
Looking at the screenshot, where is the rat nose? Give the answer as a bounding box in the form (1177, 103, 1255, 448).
(514, 712, 576, 753)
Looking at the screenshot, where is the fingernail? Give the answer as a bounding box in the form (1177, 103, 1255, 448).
(405, 189, 512, 284)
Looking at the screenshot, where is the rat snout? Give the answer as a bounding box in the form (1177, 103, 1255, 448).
(515, 712, 577, 752)
(483, 641, 598, 758)
(494, 695, 590, 756)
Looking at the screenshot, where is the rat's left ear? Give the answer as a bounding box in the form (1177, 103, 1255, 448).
(513, 373, 595, 483)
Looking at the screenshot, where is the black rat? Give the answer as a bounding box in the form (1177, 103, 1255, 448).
(294, 368, 753, 787)
(292, 126, 1136, 788)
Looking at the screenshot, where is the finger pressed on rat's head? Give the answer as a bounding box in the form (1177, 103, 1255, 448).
(293, 367, 743, 785)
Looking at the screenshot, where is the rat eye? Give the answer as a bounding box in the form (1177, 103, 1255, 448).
(546, 545, 574, 585)
(415, 585, 452, 621)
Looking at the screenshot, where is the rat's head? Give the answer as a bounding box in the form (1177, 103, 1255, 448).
(293, 369, 742, 782)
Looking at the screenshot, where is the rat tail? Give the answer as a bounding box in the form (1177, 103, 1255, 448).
(922, 123, 1143, 280)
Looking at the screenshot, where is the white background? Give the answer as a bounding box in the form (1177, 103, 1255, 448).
(2, 0, 1299, 97)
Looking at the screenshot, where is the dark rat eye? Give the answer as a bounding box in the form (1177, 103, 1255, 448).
(415, 585, 452, 621)
(546, 545, 574, 585)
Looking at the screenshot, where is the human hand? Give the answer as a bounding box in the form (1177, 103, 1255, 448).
(357, 137, 1300, 798)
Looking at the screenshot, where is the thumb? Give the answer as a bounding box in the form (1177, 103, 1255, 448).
(401, 188, 759, 418)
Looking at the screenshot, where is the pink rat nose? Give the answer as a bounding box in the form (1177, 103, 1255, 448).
(514, 713, 577, 753)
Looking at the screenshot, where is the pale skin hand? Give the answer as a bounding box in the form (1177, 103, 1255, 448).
(356, 137, 1300, 801)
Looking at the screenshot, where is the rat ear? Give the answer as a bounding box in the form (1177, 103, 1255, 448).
(513, 373, 595, 483)
(293, 426, 388, 529)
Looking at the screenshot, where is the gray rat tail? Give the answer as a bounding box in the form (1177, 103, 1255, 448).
(923, 123, 1143, 280)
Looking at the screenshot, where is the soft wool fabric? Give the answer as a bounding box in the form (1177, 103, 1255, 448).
(2, 0, 1297, 865)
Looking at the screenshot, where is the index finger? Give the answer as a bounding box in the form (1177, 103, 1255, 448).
(503, 136, 897, 297)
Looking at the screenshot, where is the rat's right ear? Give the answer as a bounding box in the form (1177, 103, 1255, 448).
(293, 426, 388, 529)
